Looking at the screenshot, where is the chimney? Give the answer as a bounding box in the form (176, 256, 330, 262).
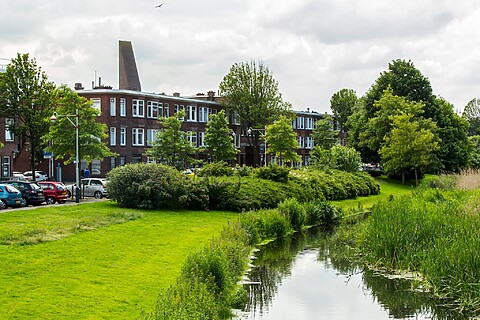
(207, 90, 215, 101)
(119, 40, 142, 91)
(173, 92, 180, 97)
(74, 83, 84, 90)
(307, 107, 310, 113)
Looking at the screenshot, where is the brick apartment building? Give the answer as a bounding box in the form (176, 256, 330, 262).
(0, 41, 331, 182)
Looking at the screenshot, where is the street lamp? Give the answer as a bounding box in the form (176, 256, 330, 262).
(50, 109, 80, 203)
(247, 127, 267, 167)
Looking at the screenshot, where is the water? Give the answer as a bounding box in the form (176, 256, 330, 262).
(237, 227, 467, 320)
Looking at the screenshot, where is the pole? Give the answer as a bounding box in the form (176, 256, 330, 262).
(75, 109, 80, 203)
(264, 126, 267, 167)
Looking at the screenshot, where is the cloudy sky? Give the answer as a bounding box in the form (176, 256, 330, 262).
(1, 0, 479, 113)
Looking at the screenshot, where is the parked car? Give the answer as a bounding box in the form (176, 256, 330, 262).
(23, 170, 48, 182)
(0, 183, 26, 208)
(12, 172, 27, 181)
(38, 181, 68, 204)
(66, 178, 108, 199)
(3, 180, 45, 205)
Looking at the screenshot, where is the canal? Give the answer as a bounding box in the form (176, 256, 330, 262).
(235, 227, 467, 320)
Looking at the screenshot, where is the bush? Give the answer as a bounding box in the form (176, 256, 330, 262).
(240, 209, 291, 244)
(106, 163, 189, 209)
(198, 161, 234, 177)
(277, 198, 306, 231)
(255, 164, 290, 183)
(304, 200, 342, 226)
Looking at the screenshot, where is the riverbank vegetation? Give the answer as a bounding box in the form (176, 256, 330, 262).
(332, 174, 480, 317)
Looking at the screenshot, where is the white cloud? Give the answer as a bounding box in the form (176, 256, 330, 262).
(1, 0, 480, 112)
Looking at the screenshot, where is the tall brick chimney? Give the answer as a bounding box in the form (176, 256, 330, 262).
(119, 40, 141, 91)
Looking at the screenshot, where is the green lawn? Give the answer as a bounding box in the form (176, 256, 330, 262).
(0, 202, 237, 319)
(331, 176, 415, 210)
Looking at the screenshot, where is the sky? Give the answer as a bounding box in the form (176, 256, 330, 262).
(1, 0, 479, 113)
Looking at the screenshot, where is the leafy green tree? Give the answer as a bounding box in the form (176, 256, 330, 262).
(0, 53, 56, 180)
(146, 110, 195, 170)
(219, 60, 291, 166)
(462, 98, 480, 136)
(43, 85, 116, 165)
(330, 88, 357, 131)
(379, 112, 439, 185)
(312, 114, 338, 149)
(310, 145, 361, 172)
(467, 135, 480, 169)
(204, 110, 238, 162)
(266, 115, 300, 165)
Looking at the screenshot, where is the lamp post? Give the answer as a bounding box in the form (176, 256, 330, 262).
(50, 109, 80, 203)
(247, 127, 267, 167)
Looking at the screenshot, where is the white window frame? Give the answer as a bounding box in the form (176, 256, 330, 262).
(306, 118, 314, 130)
(198, 132, 206, 147)
(306, 136, 314, 149)
(92, 98, 101, 115)
(163, 103, 169, 117)
(120, 98, 126, 117)
(120, 127, 127, 146)
(187, 131, 197, 147)
(5, 118, 14, 141)
(110, 98, 116, 116)
(199, 107, 210, 123)
(132, 99, 145, 118)
(110, 127, 116, 146)
(186, 105, 197, 122)
(297, 117, 305, 129)
(298, 136, 305, 148)
(147, 101, 159, 119)
(147, 129, 159, 146)
(132, 128, 145, 146)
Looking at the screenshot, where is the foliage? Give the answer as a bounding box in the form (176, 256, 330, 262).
(239, 209, 290, 245)
(310, 145, 362, 173)
(265, 115, 300, 164)
(467, 135, 480, 169)
(359, 189, 480, 315)
(304, 200, 342, 226)
(0, 53, 56, 177)
(255, 164, 290, 183)
(146, 110, 195, 170)
(277, 198, 306, 231)
(204, 110, 238, 161)
(106, 163, 190, 209)
(219, 60, 291, 166)
(44, 85, 116, 164)
(198, 161, 234, 177)
(462, 98, 480, 136)
(330, 88, 358, 131)
(379, 112, 440, 184)
(312, 114, 338, 149)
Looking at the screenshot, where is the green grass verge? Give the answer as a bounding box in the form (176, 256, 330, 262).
(0, 202, 237, 319)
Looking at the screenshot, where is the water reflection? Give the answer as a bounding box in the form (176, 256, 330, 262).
(239, 227, 467, 320)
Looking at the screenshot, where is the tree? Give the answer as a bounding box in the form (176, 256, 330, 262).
(219, 60, 291, 166)
(204, 110, 238, 162)
(311, 114, 338, 149)
(266, 115, 300, 165)
(379, 112, 439, 185)
(310, 145, 362, 172)
(462, 98, 480, 136)
(43, 85, 116, 165)
(146, 111, 195, 170)
(0, 53, 56, 180)
(330, 88, 357, 131)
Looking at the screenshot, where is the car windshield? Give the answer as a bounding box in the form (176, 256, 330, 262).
(30, 184, 42, 190)
(56, 184, 66, 191)
(5, 185, 20, 193)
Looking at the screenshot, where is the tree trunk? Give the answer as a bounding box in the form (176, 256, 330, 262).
(414, 167, 418, 186)
(401, 169, 405, 185)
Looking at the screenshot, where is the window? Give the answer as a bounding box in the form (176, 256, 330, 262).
(199, 107, 210, 123)
(5, 118, 14, 141)
(120, 156, 126, 166)
(2, 156, 10, 178)
(110, 157, 116, 170)
(110, 127, 116, 146)
(132, 99, 145, 117)
(305, 155, 311, 166)
(132, 128, 144, 146)
(306, 118, 315, 130)
(120, 98, 126, 116)
(147, 101, 159, 118)
(147, 129, 159, 146)
(297, 117, 305, 129)
(120, 127, 127, 146)
(306, 136, 314, 149)
(132, 156, 142, 164)
(92, 98, 101, 115)
(228, 111, 240, 125)
(146, 157, 156, 163)
(291, 118, 297, 129)
(110, 98, 116, 116)
(298, 136, 305, 148)
(91, 160, 101, 176)
(187, 131, 197, 147)
(186, 105, 197, 122)
(234, 133, 240, 148)
(198, 132, 206, 147)
(163, 103, 169, 117)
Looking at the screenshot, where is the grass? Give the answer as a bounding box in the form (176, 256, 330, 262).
(331, 176, 415, 211)
(0, 202, 237, 319)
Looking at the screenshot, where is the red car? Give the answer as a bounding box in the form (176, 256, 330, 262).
(38, 181, 68, 204)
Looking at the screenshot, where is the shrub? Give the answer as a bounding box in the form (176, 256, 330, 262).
(304, 200, 342, 226)
(255, 164, 290, 183)
(277, 198, 306, 231)
(106, 163, 189, 209)
(240, 209, 291, 244)
(198, 161, 234, 177)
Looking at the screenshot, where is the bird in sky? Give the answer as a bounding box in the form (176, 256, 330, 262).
(155, 3, 163, 8)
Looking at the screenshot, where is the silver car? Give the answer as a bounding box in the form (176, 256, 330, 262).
(67, 178, 108, 199)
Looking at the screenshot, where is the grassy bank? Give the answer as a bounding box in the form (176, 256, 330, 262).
(0, 202, 236, 319)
